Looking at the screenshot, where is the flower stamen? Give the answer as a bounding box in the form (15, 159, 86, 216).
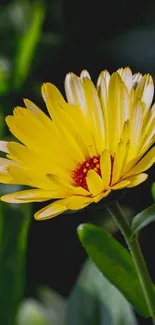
(73, 155, 101, 190)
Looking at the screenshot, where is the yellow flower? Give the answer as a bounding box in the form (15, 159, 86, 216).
(0, 68, 155, 220)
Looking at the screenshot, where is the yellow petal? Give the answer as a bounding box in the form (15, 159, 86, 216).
(0, 157, 22, 184)
(46, 174, 90, 196)
(97, 70, 110, 108)
(7, 141, 41, 166)
(0, 158, 18, 173)
(140, 122, 155, 155)
(107, 72, 129, 154)
(6, 113, 75, 169)
(125, 173, 148, 188)
(135, 74, 154, 111)
(0, 141, 10, 153)
(65, 74, 104, 153)
(125, 146, 155, 177)
(65, 104, 97, 156)
(0, 174, 18, 184)
(82, 77, 105, 153)
(6, 112, 50, 150)
(34, 195, 92, 220)
(49, 107, 90, 161)
(80, 70, 91, 80)
(132, 73, 142, 87)
(128, 100, 143, 160)
(41, 82, 65, 117)
(8, 165, 81, 195)
(97, 70, 110, 88)
(42, 83, 95, 161)
(7, 141, 71, 180)
(86, 170, 104, 195)
(100, 150, 111, 188)
(93, 189, 111, 203)
(66, 74, 104, 154)
(34, 199, 68, 220)
(120, 120, 130, 143)
(111, 180, 131, 190)
(7, 165, 55, 190)
(141, 103, 155, 138)
(112, 141, 127, 185)
(24, 98, 54, 130)
(66, 196, 92, 210)
(117, 67, 132, 92)
(96, 70, 110, 149)
(65, 73, 87, 116)
(1, 189, 64, 203)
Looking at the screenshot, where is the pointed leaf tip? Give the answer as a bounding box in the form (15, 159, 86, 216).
(77, 223, 91, 242)
(77, 223, 86, 232)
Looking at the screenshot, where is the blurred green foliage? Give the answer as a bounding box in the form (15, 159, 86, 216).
(152, 183, 155, 201)
(17, 299, 49, 325)
(13, 1, 45, 89)
(0, 203, 31, 325)
(66, 259, 137, 325)
(0, 1, 45, 324)
(17, 261, 137, 325)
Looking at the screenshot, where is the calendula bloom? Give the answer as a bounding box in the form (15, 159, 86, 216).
(0, 68, 155, 220)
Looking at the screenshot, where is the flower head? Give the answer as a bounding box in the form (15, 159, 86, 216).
(0, 68, 155, 220)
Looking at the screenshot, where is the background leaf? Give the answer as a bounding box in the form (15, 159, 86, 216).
(17, 299, 48, 325)
(12, 1, 45, 88)
(38, 287, 66, 325)
(0, 202, 31, 325)
(66, 259, 137, 325)
(151, 183, 155, 201)
(78, 223, 149, 317)
(132, 204, 155, 234)
(0, 68, 9, 95)
(17, 288, 66, 325)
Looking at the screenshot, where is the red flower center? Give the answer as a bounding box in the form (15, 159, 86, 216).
(73, 156, 101, 190)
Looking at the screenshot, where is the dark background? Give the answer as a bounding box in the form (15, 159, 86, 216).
(1, 0, 155, 324)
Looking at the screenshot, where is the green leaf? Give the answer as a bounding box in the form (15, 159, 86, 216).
(77, 224, 149, 318)
(132, 203, 155, 234)
(66, 259, 137, 325)
(151, 183, 155, 201)
(0, 203, 31, 325)
(13, 1, 45, 88)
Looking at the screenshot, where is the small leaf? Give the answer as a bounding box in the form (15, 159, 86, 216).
(132, 203, 155, 234)
(151, 183, 155, 201)
(66, 259, 137, 325)
(77, 223, 149, 318)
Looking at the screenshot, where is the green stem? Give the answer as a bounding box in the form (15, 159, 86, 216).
(107, 200, 155, 324)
